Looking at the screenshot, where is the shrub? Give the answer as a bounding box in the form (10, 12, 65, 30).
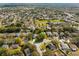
(15, 37, 23, 44)
(0, 47, 7, 56)
(32, 51, 40, 56)
(7, 48, 23, 56)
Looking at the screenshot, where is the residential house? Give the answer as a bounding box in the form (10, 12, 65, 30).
(46, 31, 52, 37)
(24, 48, 31, 56)
(11, 44, 19, 49)
(46, 43, 56, 50)
(69, 44, 78, 51)
(2, 44, 9, 49)
(60, 42, 70, 50)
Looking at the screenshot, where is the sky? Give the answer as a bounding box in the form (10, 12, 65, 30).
(0, 0, 79, 3)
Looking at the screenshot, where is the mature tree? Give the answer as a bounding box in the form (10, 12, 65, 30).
(0, 39, 4, 46)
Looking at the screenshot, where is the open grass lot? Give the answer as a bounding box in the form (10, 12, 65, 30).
(34, 19, 64, 27)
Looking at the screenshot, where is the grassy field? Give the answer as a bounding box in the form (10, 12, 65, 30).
(34, 19, 64, 27)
